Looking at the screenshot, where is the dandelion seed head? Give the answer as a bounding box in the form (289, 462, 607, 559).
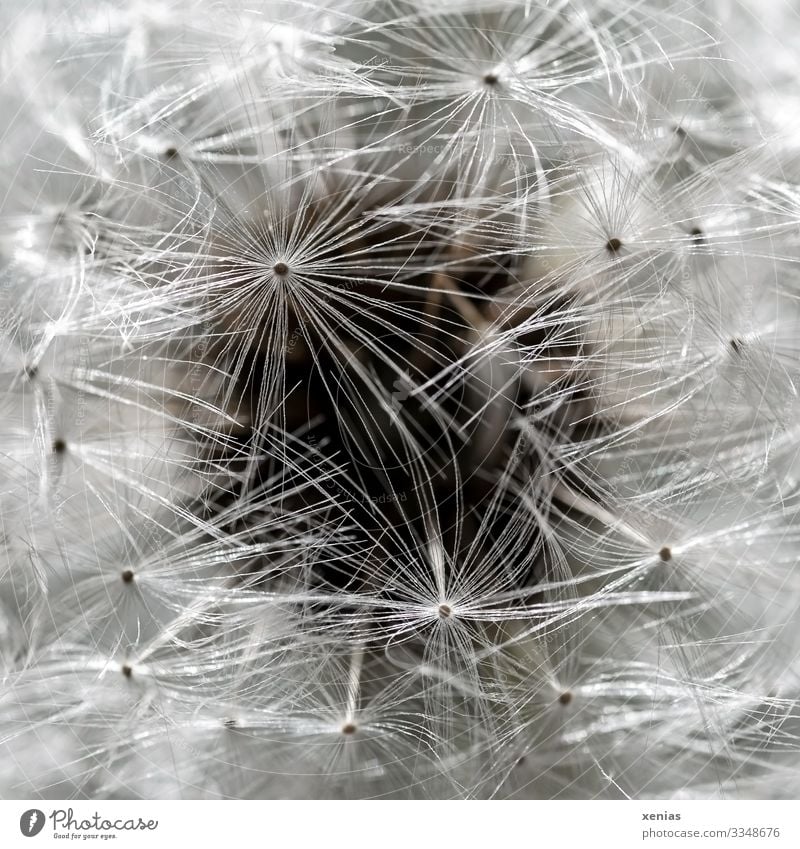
(2, 0, 800, 804)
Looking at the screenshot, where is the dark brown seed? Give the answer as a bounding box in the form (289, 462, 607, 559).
(121, 569, 135, 584)
(438, 603, 452, 619)
(689, 226, 705, 243)
(558, 691, 573, 706)
(341, 722, 357, 735)
(659, 546, 672, 562)
(273, 262, 289, 276)
(483, 73, 499, 86)
(52, 439, 67, 455)
(606, 237, 622, 254)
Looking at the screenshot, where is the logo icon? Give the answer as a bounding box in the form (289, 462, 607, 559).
(390, 371, 412, 426)
(19, 809, 46, 837)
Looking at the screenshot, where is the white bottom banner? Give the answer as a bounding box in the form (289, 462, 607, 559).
(2, 800, 798, 849)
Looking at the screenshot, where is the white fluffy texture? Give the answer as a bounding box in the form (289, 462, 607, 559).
(1, 0, 800, 800)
